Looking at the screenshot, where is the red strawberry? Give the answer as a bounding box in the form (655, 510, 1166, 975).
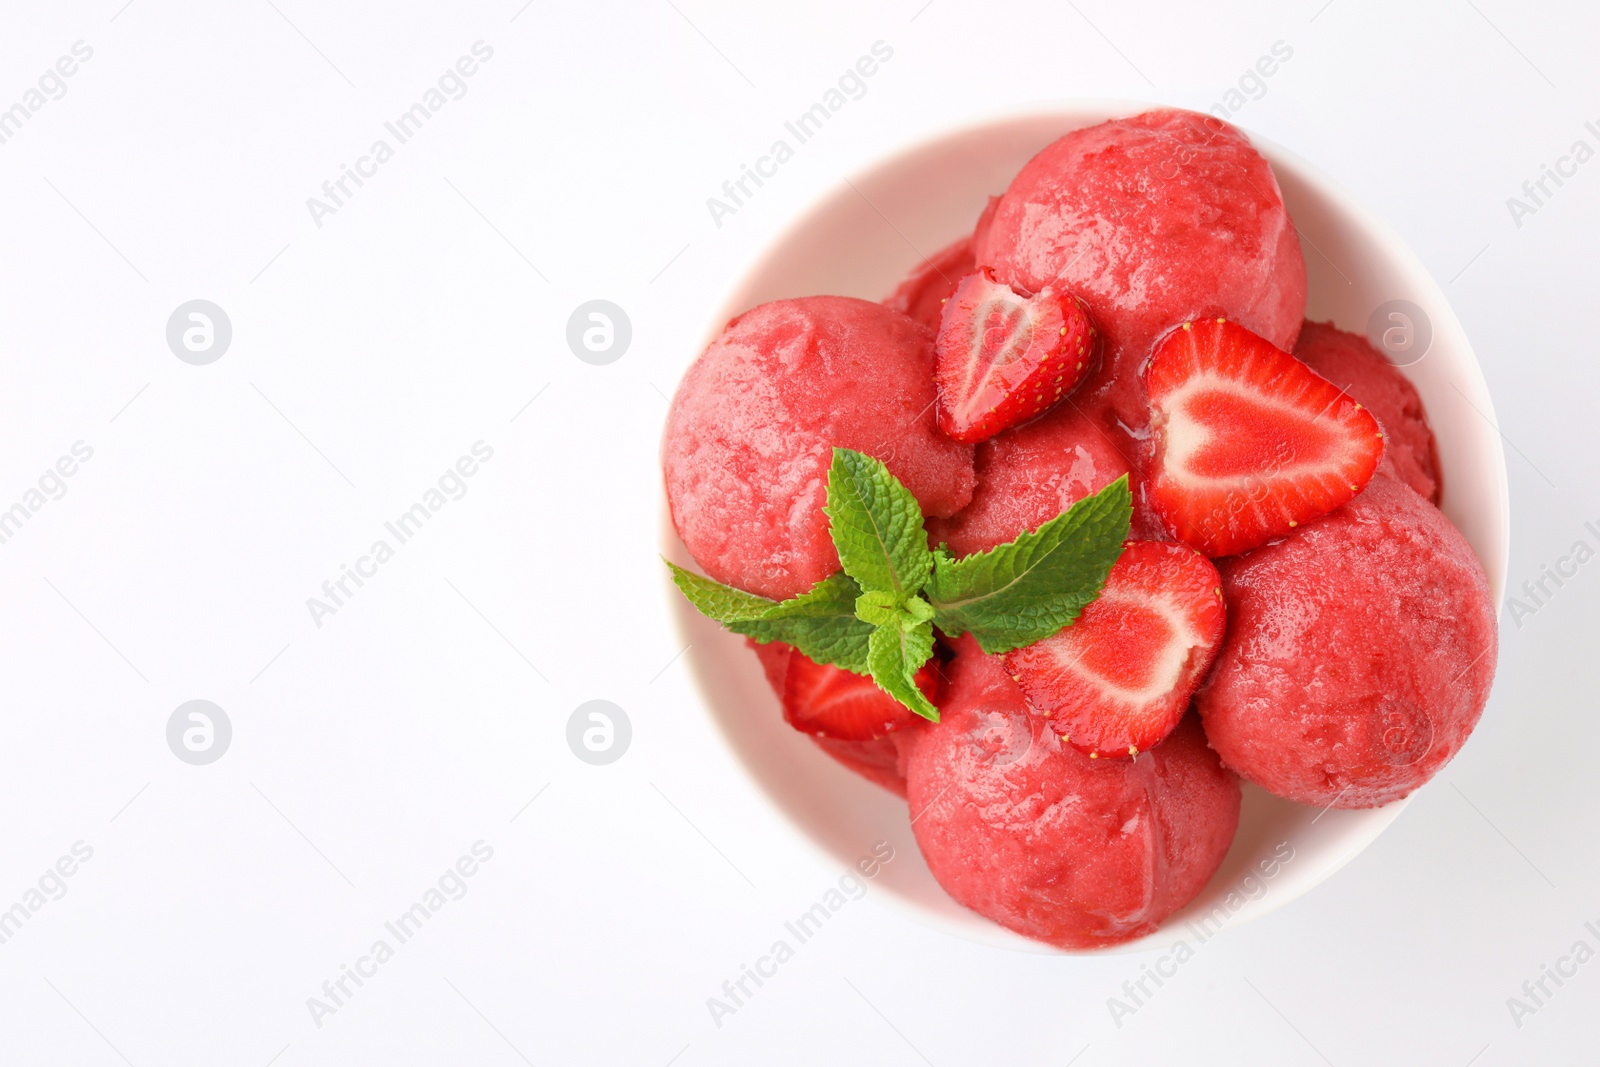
(746, 637, 793, 696)
(1145, 318, 1385, 557)
(782, 649, 941, 741)
(934, 270, 1097, 443)
(1003, 541, 1225, 759)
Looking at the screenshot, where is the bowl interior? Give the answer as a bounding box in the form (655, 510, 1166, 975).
(664, 104, 1509, 953)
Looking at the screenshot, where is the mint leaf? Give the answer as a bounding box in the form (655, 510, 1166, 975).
(866, 620, 938, 722)
(902, 595, 935, 628)
(926, 476, 1132, 654)
(853, 589, 902, 629)
(742, 572, 874, 672)
(855, 590, 937, 636)
(666, 562, 873, 673)
(667, 561, 776, 623)
(825, 448, 933, 600)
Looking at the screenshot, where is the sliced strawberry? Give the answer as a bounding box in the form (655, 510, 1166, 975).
(745, 637, 793, 697)
(1003, 541, 1225, 759)
(782, 650, 940, 741)
(1145, 318, 1384, 557)
(934, 270, 1097, 443)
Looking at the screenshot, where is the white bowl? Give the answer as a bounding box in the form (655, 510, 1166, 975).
(663, 103, 1509, 953)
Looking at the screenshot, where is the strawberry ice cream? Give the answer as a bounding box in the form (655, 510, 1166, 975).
(1196, 472, 1497, 808)
(665, 296, 974, 599)
(927, 402, 1131, 558)
(1293, 320, 1442, 503)
(976, 109, 1306, 448)
(905, 636, 1240, 949)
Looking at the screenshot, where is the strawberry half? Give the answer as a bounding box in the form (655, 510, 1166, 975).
(746, 637, 793, 697)
(1003, 541, 1225, 759)
(934, 270, 1097, 443)
(782, 649, 940, 741)
(1145, 318, 1385, 557)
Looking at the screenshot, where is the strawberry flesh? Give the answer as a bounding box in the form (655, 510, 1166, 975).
(934, 270, 1097, 443)
(1003, 541, 1225, 758)
(781, 647, 940, 741)
(1145, 318, 1384, 557)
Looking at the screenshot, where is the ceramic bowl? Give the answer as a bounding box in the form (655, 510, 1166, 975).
(664, 103, 1509, 953)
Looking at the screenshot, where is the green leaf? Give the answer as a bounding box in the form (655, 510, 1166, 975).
(740, 572, 874, 672)
(853, 589, 902, 629)
(901, 594, 935, 629)
(867, 620, 938, 722)
(825, 448, 933, 600)
(854, 590, 936, 632)
(926, 476, 1132, 654)
(666, 562, 873, 673)
(667, 560, 776, 623)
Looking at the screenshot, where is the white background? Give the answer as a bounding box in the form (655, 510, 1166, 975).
(0, 0, 1595, 1064)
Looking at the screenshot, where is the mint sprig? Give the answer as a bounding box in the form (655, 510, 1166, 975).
(667, 448, 1130, 721)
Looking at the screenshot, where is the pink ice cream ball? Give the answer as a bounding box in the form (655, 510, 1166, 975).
(664, 296, 975, 600)
(927, 401, 1134, 558)
(1196, 472, 1497, 809)
(1293, 320, 1442, 504)
(975, 108, 1307, 451)
(904, 635, 1241, 950)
